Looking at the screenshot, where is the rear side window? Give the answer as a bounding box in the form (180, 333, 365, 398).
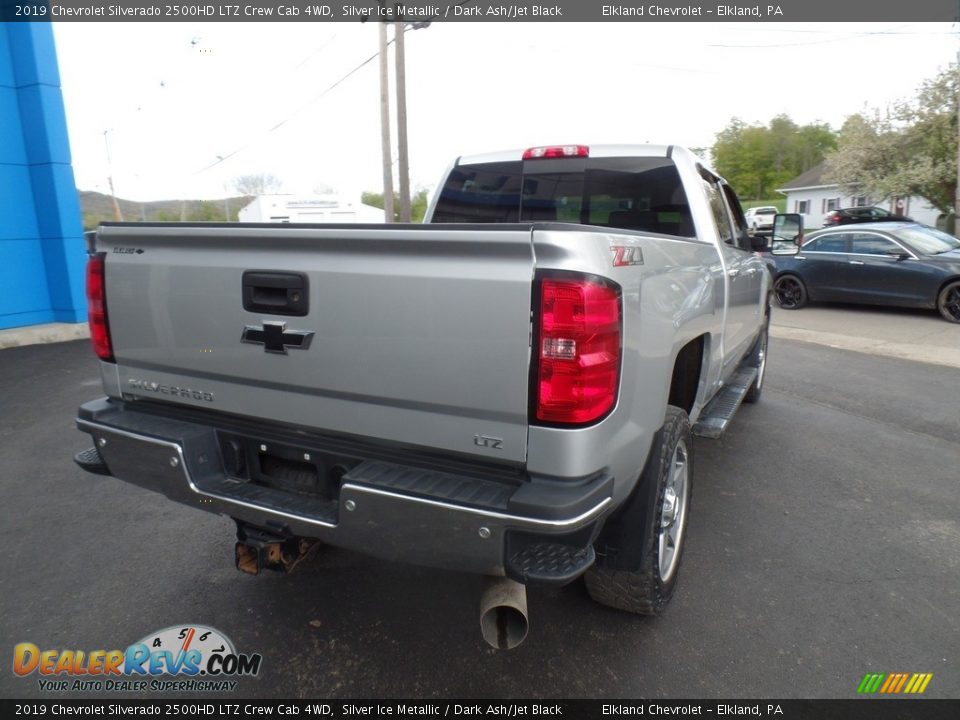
(805, 234, 849, 253)
(851, 234, 899, 255)
(720, 183, 752, 251)
(432, 156, 694, 237)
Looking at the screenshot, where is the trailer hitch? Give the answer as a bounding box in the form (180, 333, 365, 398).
(234, 522, 318, 575)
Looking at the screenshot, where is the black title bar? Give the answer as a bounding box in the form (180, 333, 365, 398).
(1, 0, 958, 22)
(3, 699, 960, 719)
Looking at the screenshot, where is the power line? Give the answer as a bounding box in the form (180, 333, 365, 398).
(191, 39, 393, 176)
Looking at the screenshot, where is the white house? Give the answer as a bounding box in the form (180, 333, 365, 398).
(776, 162, 941, 230)
(238, 195, 385, 223)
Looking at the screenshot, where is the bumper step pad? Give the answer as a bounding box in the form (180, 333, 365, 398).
(73, 446, 111, 476)
(506, 542, 596, 585)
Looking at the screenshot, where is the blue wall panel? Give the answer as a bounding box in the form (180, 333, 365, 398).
(0, 23, 85, 331)
(0, 87, 27, 164)
(19, 83, 73, 165)
(0, 165, 39, 239)
(0, 239, 53, 324)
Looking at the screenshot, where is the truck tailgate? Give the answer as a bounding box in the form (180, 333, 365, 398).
(96, 224, 535, 463)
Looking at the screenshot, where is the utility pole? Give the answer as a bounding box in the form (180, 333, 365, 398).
(955, 19, 960, 233)
(378, 6, 395, 223)
(103, 130, 124, 221)
(395, 17, 411, 222)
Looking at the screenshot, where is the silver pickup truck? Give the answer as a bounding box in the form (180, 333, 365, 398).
(75, 145, 772, 649)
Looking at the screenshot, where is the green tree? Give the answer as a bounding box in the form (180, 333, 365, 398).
(824, 64, 958, 214)
(82, 213, 110, 230)
(362, 188, 430, 222)
(712, 115, 837, 200)
(185, 201, 227, 222)
(154, 209, 180, 221)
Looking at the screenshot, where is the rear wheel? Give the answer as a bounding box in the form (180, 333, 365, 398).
(585, 406, 692, 615)
(937, 280, 960, 323)
(774, 274, 807, 310)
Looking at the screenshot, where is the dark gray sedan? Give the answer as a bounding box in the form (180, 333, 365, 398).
(770, 222, 960, 323)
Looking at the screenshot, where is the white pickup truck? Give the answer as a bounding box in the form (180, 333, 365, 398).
(75, 144, 777, 649)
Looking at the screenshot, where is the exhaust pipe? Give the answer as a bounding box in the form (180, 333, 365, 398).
(479, 576, 529, 650)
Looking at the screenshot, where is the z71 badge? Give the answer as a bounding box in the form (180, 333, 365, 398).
(611, 245, 644, 267)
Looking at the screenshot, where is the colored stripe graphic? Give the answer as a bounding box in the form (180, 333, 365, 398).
(879, 674, 897, 693)
(892, 674, 909, 693)
(857, 673, 885, 694)
(858, 672, 932, 694)
(856, 674, 875, 693)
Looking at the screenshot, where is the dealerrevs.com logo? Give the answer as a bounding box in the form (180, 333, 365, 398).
(13, 625, 261, 693)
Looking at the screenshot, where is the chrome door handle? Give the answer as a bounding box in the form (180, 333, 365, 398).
(849, 260, 865, 265)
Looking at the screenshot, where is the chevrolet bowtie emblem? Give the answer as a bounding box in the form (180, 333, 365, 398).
(242, 322, 314, 354)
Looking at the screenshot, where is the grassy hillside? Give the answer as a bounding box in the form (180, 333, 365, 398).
(79, 191, 252, 229)
(741, 198, 786, 212)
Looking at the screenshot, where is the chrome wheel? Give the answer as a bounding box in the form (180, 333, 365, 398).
(658, 439, 690, 583)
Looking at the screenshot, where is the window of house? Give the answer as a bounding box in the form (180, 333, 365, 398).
(851, 196, 869, 207)
(796, 200, 809, 214)
(826, 198, 840, 211)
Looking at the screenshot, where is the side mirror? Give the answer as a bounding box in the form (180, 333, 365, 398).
(771, 213, 803, 255)
(887, 251, 910, 261)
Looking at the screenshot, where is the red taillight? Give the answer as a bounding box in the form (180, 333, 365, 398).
(523, 145, 589, 160)
(86, 254, 114, 362)
(535, 276, 621, 425)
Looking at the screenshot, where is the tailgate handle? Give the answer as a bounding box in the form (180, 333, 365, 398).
(242, 271, 308, 316)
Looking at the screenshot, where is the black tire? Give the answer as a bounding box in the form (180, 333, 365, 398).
(937, 280, 960, 323)
(773, 274, 807, 310)
(743, 307, 770, 404)
(585, 406, 693, 615)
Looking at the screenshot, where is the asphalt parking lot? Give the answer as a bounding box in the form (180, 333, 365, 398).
(1, 305, 958, 699)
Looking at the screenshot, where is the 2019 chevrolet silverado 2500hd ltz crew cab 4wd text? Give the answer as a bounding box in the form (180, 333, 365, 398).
(75, 145, 776, 649)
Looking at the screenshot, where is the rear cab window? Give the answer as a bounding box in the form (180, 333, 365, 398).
(432, 156, 695, 237)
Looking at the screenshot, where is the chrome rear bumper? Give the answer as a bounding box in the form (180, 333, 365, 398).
(76, 398, 613, 579)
